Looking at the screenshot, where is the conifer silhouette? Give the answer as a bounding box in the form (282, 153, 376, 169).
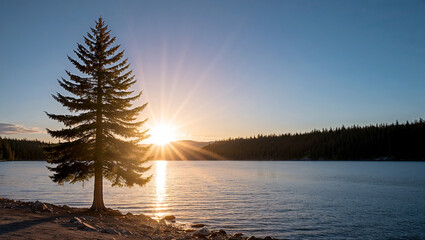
(46, 18, 150, 211)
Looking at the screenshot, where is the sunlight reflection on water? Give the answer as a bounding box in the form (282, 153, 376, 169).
(154, 160, 168, 219)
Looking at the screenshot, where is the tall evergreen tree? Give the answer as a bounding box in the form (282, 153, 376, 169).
(46, 18, 151, 211)
(1, 139, 14, 160)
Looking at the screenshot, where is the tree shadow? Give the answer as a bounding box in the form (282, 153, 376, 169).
(0, 214, 63, 235)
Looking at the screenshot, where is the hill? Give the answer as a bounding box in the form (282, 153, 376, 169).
(148, 140, 221, 160)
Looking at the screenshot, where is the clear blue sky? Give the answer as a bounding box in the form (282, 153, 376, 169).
(1, 0, 424, 142)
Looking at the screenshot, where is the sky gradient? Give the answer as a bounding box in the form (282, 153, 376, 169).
(1, 0, 425, 142)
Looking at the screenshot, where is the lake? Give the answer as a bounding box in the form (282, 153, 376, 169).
(0, 161, 424, 239)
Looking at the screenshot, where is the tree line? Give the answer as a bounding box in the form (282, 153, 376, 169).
(203, 119, 425, 160)
(2, 119, 425, 161)
(0, 137, 47, 160)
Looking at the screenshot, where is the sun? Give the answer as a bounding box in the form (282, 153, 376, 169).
(150, 124, 176, 146)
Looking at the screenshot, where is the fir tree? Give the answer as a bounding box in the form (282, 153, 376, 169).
(1, 139, 14, 160)
(45, 18, 151, 211)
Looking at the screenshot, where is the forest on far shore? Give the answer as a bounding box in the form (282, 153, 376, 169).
(203, 119, 425, 160)
(1, 119, 425, 161)
(0, 137, 47, 160)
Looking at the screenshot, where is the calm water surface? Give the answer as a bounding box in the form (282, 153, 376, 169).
(0, 161, 424, 239)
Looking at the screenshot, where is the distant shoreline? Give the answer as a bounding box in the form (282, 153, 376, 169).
(3, 119, 425, 162)
(2, 159, 425, 162)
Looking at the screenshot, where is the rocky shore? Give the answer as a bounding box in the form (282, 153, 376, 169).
(0, 197, 278, 240)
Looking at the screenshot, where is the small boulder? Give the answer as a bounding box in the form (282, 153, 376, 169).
(247, 236, 256, 240)
(234, 233, 244, 237)
(118, 229, 130, 235)
(218, 229, 227, 235)
(210, 232, 218, 238)
(101, 228, 118, 234)
(162, 215, 176, 221)
(193, 227, 210, 237)
(229, 236, 241, 240)
(264, 237, 272, 240)
(32, 201, 49, 212)
(191, 224, 205, 228)
(62, 204, 71, 210)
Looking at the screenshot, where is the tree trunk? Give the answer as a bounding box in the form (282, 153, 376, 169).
(91, 68, 106, 211)
(90, 161, 106, 211)
(90, 113, 106, 211)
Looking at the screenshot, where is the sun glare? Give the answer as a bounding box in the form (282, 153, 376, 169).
(150, 124, 176, 145)
(154, 160, 168, 219)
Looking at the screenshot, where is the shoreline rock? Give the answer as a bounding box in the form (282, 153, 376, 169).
(32, 200, 53, 213)
(191, 224, 205, 228)
(193, 227, 210, 237)
(162, 215, 176, 221)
